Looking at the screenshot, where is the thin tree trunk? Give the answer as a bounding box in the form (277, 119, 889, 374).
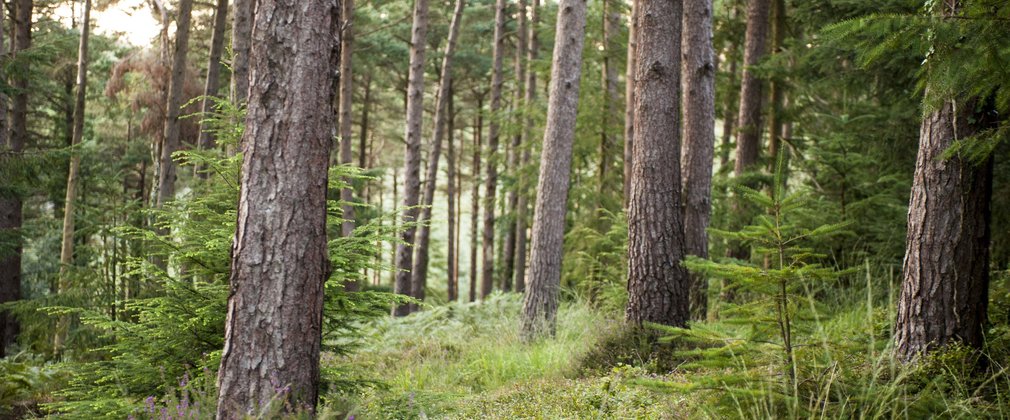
(719, 30, 739, 168)
(446, 85, 458, 302)
(681, 0, 715, 321)
(481, 0, 507, 299)
(598, 0, 619, 209)
(622, 0, 639, 209)
(156, 0, 193, 208)
(358, 73, 372, 169)
(230, 0, 253, 105)
(895, 96, 992, 360)
(392, 0, 430, 316)
(469, 100, 483, 302)
(412, 0, 465, 311)
(215, 0, 339, 414)
(390, 165, 398, 287)
(502, 0, 529, 293)
(625, 0, 690, 328)
(55, 0, 92, 357)
(196, 0, 228, 179)
(515, 0, 541, 293)
(520, 0, 588, 340)
(766, 0, 785, 165)
(0, 0, 28, 357)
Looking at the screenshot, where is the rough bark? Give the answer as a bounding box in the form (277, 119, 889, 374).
(520, 0, 587, 340)
(230, 0, 253, 105)
(623, 0, 639, 209)
(412, 0, 464, 310)
(469, 102, 483, 302)
(196, 0, 229, 179)
(0, 0, 31, 357)
(392, 0, 429, 316)
(155, 0, 193, 208)
(501, 0, 528, 293)
(214, 0, 339, 414)
(894, 97, 992, 360)
(481, 0, 507, 299)
(515, 0, 541, 293)
(56, 0, 92, 356)
(681, 0, 715, 321)
(338, 0, 355, 241)
(625, 0, 690, 328)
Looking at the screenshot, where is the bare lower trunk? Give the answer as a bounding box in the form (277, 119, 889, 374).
(681, 0, 715, 321)
(766, 0, 785, 166)
(520, 0, 588, 340)
(469, 103, 483, 302)
(625, 0, 690, 328)
(156, 0, 193, 208)
(358, 74, 372, 169)
(481, 0, 507, 299)
(515, 0, 541, 293)
(196, 0, 229, 179)
(501, 0, 529, 293)
(215, 0, 339, 414)
(412, 0, 465, 310)
(393, 0, 430, 316)
(894, 98, 992, 361)
(1, 0, 31, 357)
(623, 0, 639, 209)
(446, 87, 458, 302)
(56, 0, 92, 356)
(598, 0, 620, 210)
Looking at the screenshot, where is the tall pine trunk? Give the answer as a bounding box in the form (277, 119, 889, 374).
(392, 0, 430, 316)
(338, 0, 356, 242)
(215, 0, 339, 414)
(155, 0, 193, 208)
(680, 0, 715, 321)
(894, 97, 992, 360)
(598, 0, 620, 210)
(625, 0, 690, 328)
(412, 0, 465, 310)
(196, 0, 228, 179)
(446, 85, 458, 301)
(56, 0, 92, 356)
(520, 0, 588, 340)
(469, 100, 483, 302)
(515, 0, 541, 293)
(481, 0, 507, 299)
(622, 0, 639, 208)
(0, 0, 30, 357)
(501, 0, 528, 293)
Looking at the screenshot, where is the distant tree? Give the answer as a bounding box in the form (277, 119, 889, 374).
(625, 0, 690, 328)
(515, 0, 542, 292)
(520, 0, 588, 340)
(501, 0, 529, 293)
(230, 0, 253, 105)
(338, 0, 355, 243)
(393, 0, 430, 316)
(155, 0, 193, 207)
(215, 0, 340, 414)
(623, 0, 639, 208)
(196, 0, 229, 178)
(481, 0, 507, 299)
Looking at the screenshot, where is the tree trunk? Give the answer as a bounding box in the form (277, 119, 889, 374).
(358, 73, 372, 169)
(412, 0, 465, 310)
(515, 0, 541, 293)
(392, 0, 430, 316)
(598, 0, 620, 209)
(481, 0, 507, 299)
(215, 0, 339, 414)
(446, 85, 458, 302)
(469, 99, 483, 302)
(625, 0, 690, 328)
(196, 0, 228, 179)
(719, 29, 739, 168)
(230, 0, 253, 105)
(501, 0, 529, 293)
(894, 96, 992, 360)
(520, 0, 588, 340)
(681, 0, 715, 321)
(338, 0, 356, 241)
(726, 0, 770, 264)
(0, 0, 31, 358)
(766, 0, 785, 166)
(56, 0, 92, 356)
(622, 0, 639, 209)
(156, 0, 193, 208)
